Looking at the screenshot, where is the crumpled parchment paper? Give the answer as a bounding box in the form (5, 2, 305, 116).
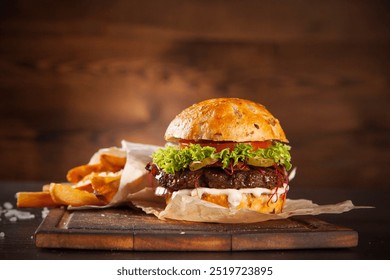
(74, 141, 371, 223)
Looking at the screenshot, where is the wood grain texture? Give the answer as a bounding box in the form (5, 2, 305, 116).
(0, 0, 389, 191)
(34, 207, 358, 251)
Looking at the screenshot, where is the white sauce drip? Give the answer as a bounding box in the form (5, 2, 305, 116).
(172, 184, 289, 207)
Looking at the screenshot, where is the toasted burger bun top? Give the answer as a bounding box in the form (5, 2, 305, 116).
(165, 98, 288, 143)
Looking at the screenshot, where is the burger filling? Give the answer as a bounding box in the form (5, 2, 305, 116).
(146, 141, 292, 202)
(156, 166, 283, 193)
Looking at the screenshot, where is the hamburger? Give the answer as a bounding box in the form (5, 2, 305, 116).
(146, 98, 292, 214)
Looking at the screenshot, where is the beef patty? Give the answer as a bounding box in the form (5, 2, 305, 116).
(153, 165, 284, 193)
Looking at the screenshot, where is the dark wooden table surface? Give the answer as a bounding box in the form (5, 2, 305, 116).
(0, 181, 388, 260)
(1, 1, 389, 261)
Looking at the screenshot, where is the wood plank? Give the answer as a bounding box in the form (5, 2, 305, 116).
(232, 216, 358, 250)
(0, 0, 389, 191)
(1, 0, 389, 42)
(34, 207, 358, 251)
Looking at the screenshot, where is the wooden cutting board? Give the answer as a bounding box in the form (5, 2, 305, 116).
(35, 207, 358, 251)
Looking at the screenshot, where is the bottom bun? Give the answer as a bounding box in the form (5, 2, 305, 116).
(200, 192, 286, 214)
(164, 187, 288, 214)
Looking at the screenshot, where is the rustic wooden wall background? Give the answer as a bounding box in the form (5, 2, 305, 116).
(1, 0, 389, 191)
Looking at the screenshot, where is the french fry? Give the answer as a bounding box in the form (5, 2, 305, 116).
(100, 154, 126, 172)
(43, 183, 73, 192)
(74, 183, 94, 193)
(66, 154, 126, 183)
(49, 183, 105, 207)
(66, 163, 102, 183)
(16, 192, 60, 208)
(91, 173, 121, 203)
(72, 172, 95, 192)
(17, 153, 126, 209)
(42, 184, 51, 192)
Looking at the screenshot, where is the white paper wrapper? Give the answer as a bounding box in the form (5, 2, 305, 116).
(70, 140, 162, 210)
(130, 190, 369, 223)
(72, 141, 371, 222)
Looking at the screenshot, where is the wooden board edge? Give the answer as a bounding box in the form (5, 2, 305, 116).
(35, 207, 134, 250)
(35, 232, 134, 250)
(133, 231, 232, 251)
(232, 230, 358, 251)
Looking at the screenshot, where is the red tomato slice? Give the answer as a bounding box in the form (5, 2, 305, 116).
(250, 141, 273, 150)
(179, 140, 272, 152)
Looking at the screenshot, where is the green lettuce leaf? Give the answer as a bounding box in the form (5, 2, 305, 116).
(152, 142, 292, 174)
(252, 142, 292, 171)
(152, 144, 216, 174)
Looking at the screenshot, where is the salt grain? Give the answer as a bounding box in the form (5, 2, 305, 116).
(3, 202, 13, 210)
(4, 209, 35, 220)
(4, 210, 14, 218)
(0, 232, 5, 239)
(41, 207, 50, 219)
